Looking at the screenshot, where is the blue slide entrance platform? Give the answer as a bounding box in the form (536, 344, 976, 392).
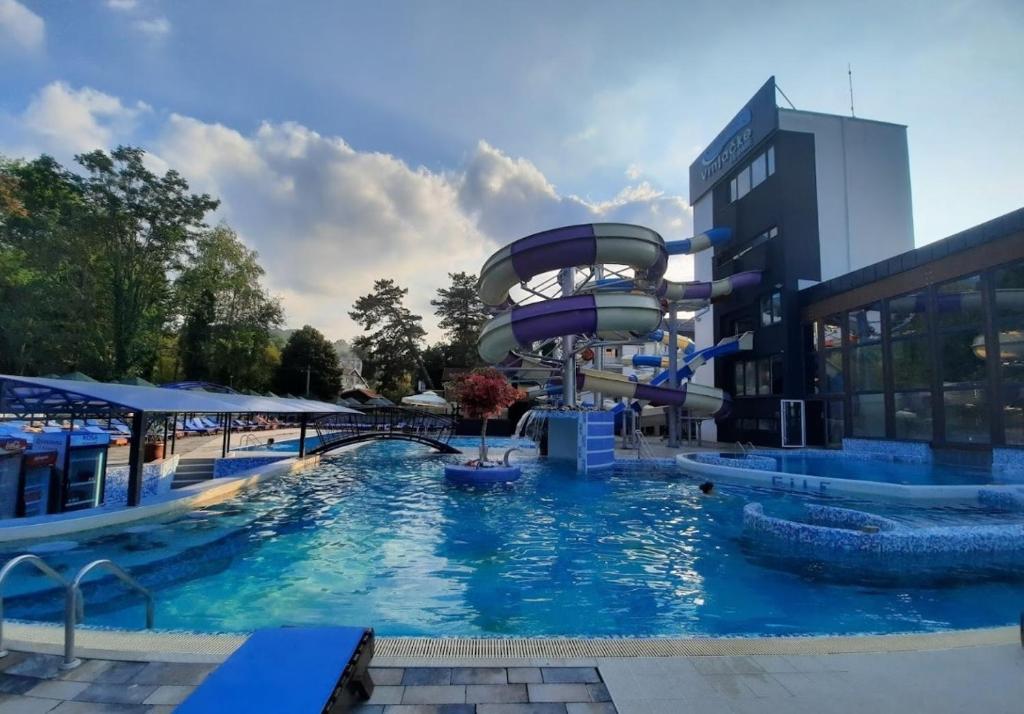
(177, 626, 375, 713)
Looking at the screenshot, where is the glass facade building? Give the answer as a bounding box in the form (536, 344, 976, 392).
(800, 210, 1024, 449)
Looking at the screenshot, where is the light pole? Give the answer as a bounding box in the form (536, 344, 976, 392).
(304, 363, 311, 398)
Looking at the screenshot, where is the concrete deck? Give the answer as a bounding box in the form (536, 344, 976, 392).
(1, 642, 1021, 713)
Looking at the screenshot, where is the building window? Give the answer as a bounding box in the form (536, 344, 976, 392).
(750, 152, 767, 189)
(728, 145, 774, 203)
(851, 393, 885, 438)
(847, 303, 882, 344)
(734, 356, 784, 398)
(850, 343, 883, 391)
(994, 260, 1024, 444)
(760, 290, 782, 326)
(893, 391, 933, 441)
(736, 166, 751, 199)
(771, 354, 784, 395)
(826, 399, 844, 446)
(891, 337, 931, 390)
(944, 388, 989, 444)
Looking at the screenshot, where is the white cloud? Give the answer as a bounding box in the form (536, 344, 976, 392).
(105, 0, 138, 9)
(0, 0, 44, 53)
(18, 81, 149, 155)
(134, 16, 170, 37)
(4, 82, 694, 341)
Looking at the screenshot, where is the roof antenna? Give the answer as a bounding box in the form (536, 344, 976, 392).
(848, 63, 856, 117)
(775, 83, 796, 110)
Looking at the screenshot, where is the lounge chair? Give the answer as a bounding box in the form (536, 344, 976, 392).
(177, 627, 374, 713)
(199, 416, 223, 433)
(185, 418, 217, 435)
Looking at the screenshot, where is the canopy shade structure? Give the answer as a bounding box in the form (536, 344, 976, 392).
(0, 375, 356, 417)
(401, 392, 450, 407)
(0, 374, 358, 510)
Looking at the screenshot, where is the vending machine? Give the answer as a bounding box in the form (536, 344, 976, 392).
(0, 448, 21, 519)
(32, 431, 110, 513)
(19, 451, 57, 518)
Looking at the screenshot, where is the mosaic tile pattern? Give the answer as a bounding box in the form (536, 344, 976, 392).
(692, 453, 778, 471)
(993, 447, 1024, 473)
(744, 501, 1024, 558)
(211, 455, 289, 478)
(104, 455, 179, 507)
(843, 438, 932, 463)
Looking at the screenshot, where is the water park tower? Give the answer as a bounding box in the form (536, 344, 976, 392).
(476, 223, 758, 472)
(688, 77, 915, 446)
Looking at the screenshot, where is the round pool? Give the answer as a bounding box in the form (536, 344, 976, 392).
(3, 438, 1023, 637)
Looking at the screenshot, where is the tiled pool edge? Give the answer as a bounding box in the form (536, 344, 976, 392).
(3, 621, 1016, 665)
(676, 452, 1024, 504)
(0, 454, 321, 544)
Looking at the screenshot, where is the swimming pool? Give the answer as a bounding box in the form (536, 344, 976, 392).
(3, 438, 1023, 637)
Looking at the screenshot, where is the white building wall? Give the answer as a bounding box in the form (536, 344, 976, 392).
(778, 109, 914, 280)
(690, 191, 718, 441)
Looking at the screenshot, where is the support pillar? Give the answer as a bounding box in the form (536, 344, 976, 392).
(298, 414, 308, 458)
(560, 267, 577, 407)
(221, 413, 231, 458)
(592, 264, 604, 409)
(667, 303, 681, 448)
(127, 412, 145, 507)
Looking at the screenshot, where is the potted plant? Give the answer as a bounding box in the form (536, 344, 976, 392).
(445, 368, 523, 483)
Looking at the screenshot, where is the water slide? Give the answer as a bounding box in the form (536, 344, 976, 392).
(477, 222, 758, 417)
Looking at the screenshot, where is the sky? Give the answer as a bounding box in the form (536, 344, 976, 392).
(1, 0, 1022, 342)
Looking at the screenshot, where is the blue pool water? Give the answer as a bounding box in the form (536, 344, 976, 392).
(769, 452, 999, 486)
(4, 438, 1023, 637)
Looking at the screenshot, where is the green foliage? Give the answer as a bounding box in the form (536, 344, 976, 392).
(430, 271, 487, 368)
(0, 149, 291, 388)
(174, 225, 283, 391)
(73, 146, 219, 376)
(349, 278, 426, 400)
(274, 325, 343, 400)
(0, 155, 111, 377)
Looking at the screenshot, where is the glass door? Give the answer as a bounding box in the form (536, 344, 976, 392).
(781, 399, 806, 448)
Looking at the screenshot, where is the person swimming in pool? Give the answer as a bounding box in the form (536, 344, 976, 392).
(699, 481, 715, 495)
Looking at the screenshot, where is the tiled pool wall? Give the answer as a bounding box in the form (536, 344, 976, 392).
(104, 454, 179, 507)
(213, 455, 290, 478)
(744, 500, 1024, 561)
(993, 447, 1024, 474)
(615, 458, 678, 472)
(841, 438, 932, 463)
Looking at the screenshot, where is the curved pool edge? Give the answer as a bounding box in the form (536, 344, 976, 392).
(0, 454, 322, 545)
(676, 453, 1024, 505)
(4, 620, 1017, 665)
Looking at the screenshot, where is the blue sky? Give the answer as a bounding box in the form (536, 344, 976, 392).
(1, 0, 1021, 339)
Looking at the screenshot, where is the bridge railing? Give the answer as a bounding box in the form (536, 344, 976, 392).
(312, 406, 457, 449)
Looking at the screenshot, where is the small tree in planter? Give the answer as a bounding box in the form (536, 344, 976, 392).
(452, 368, 522, 464)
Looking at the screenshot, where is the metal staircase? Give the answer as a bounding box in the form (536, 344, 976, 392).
(0, 555, 153, 669)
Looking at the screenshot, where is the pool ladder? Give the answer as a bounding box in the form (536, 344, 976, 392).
(0, 555, 154, 669)
(633, 430, 657, 460)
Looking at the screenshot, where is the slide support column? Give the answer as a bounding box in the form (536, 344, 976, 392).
(667, 302, 680, 448)
(560, 267, 577, 407)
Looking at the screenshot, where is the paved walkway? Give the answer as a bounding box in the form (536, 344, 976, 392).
(0, 651, 215, 712)
(1, 643, 1021, 713)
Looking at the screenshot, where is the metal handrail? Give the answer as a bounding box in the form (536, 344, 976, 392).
(633, 430, 656, 460)
(0, 555, 69, 658)
(64, 559, 154, 669)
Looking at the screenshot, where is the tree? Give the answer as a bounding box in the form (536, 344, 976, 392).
(349, 278, 427, 400)
(174, 225, 283, 391)
(274, 325, 342, 400)
(0, 156, 110, 377)
(74, 146, 219, 376)
(431, 271, 487, 368)
(451, 368, 522, 463)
